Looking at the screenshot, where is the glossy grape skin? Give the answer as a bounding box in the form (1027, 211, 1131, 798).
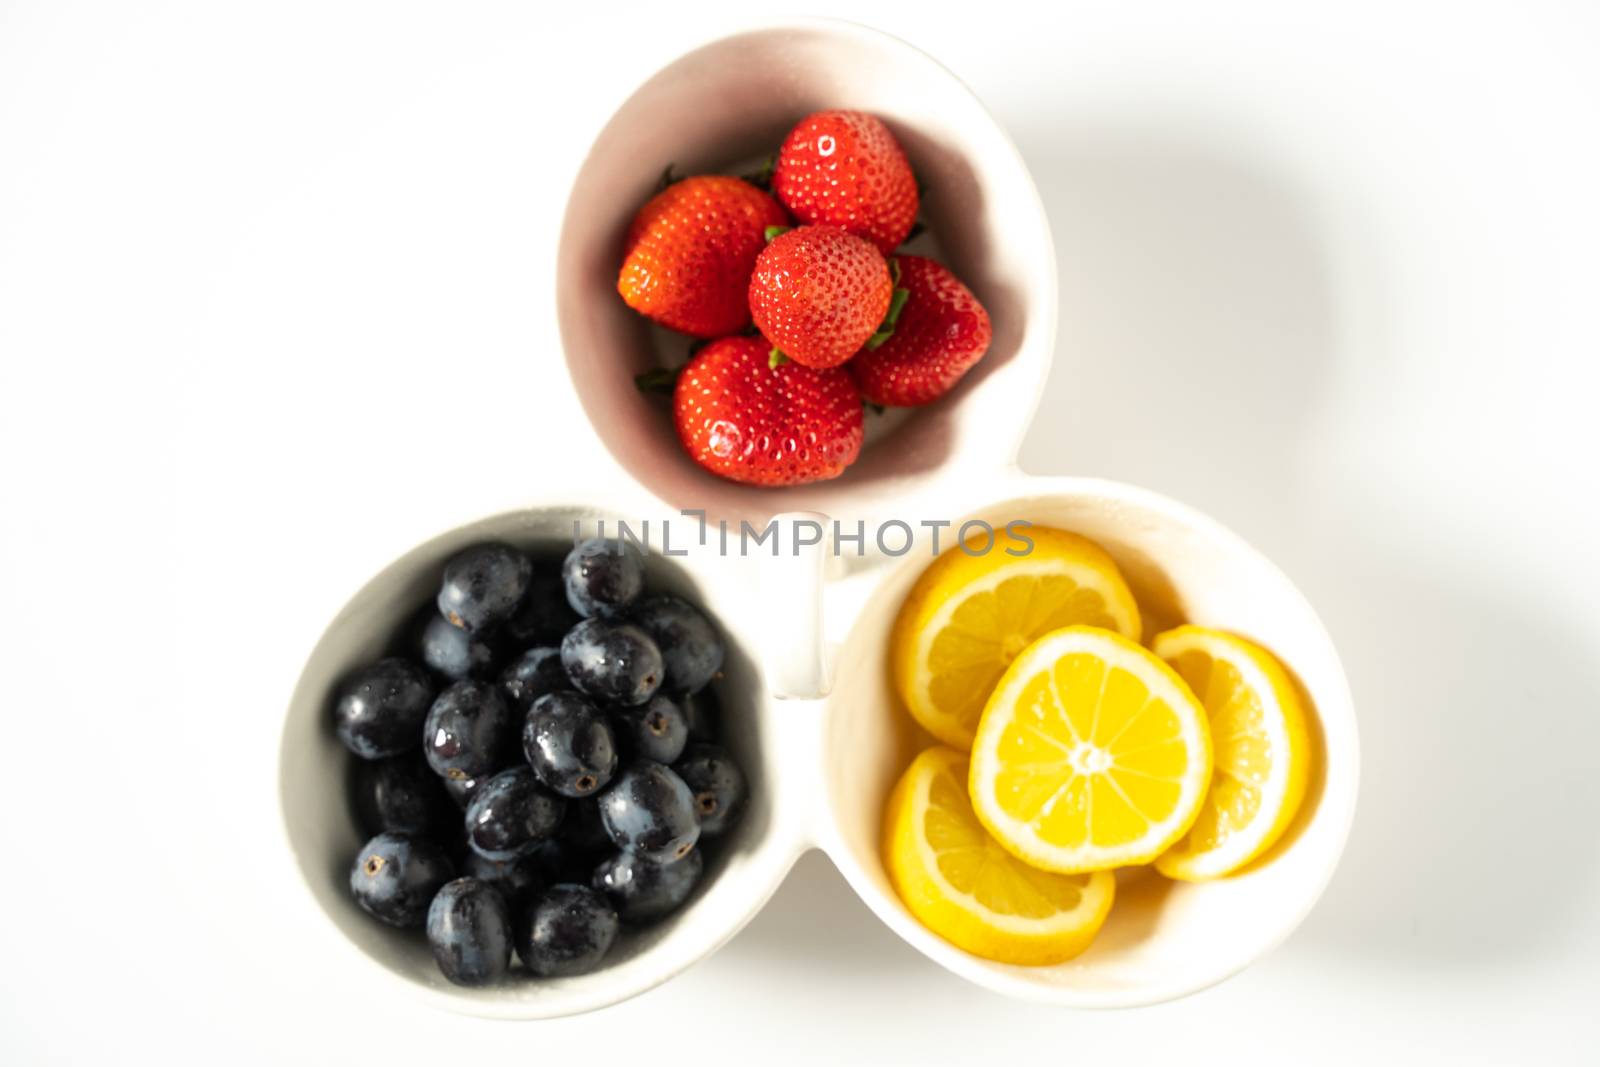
(609, 694, 689, 765)
(437, 542, 532, 633)
(562, 538, 645, 618)
(561, 619, 663, 707)
(597, 761, 700, 861)
(333, 658, 434, 759)
(674, 743, 748, 837)
(348, 753, 452, 835)
(498, 646, 566, 711)
(423, 680, 517, 781)
(420, 614, 499, 682)
(349, 832, 454, 928)
(524, 692, 619, 798)
(517, 884, 619, 977)
(593, 848, 704, 924)
(427, 878, 513, 986)
(463, 767, 567, 861)
(630, 594, 724, 694)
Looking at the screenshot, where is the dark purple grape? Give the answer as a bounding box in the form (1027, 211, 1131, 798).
(593, 848, 703, 924)
(420, 614, 499, 681)
(610, 694, 689, 765)
(333, 658, 434, 759)
(349, 832, 454, 927)
(437, 542, 532, 633)
(631, 594, 724, 694)
(464, 767, 566, 861)
(561, 619, 663, 707)
(675, 743, 747, 837)
(597, 761, 699, 862)
(517, 885, 618, 977)
(524, 692, 618, 798)
(427, 878, 512, 986)
(562, 538, 644, 618)
(423, 680, 517, 781)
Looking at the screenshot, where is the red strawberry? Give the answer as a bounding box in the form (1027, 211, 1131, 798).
(847, 256, 992, 407)
(748, 225, 893, 369)
(618, 175, 788, 338)
(773, 111, 919, 255)
(673, 336, 864, 486)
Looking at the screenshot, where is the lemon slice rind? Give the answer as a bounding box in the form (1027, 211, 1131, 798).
(1151, 626, 1311, 881)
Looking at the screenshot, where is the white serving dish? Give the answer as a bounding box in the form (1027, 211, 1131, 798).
(277, 19, 1358, 1020)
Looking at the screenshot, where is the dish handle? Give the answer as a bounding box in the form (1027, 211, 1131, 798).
(758, 511, 832, 699)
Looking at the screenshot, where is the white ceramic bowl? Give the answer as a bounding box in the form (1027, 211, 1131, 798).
(819, 474, 1359, 1007)
(556, 20, 1057, 524)
(277, 477, 1357, 1016)
(277, 503, 812, 1019)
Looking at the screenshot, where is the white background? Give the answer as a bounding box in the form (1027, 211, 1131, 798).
(3, 1, 1598, 1062)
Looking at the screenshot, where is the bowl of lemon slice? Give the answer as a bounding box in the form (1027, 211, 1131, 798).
(817, 474, 1358, 1007)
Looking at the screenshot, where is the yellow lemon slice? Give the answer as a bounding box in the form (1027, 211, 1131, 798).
(891, 526, 1141, 750)
(1151, 626, 1312, 881)
(968, 626, 1212, 873)
(884, 746, 1116, 965)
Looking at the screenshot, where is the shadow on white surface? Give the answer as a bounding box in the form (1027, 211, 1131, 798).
(1013, 118, 1334, 549)
(1007, 115, 1600, 974)
(714, 850, 931, 980)
(1299, 542, 1600, 966)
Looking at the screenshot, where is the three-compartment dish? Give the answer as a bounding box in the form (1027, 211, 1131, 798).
(278, 20, 1358, 1019)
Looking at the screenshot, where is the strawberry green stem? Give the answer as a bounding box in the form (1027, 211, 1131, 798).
(742, 154, 777, 190)
(633, 366, 680, 394)
(864, 287, 911, 351)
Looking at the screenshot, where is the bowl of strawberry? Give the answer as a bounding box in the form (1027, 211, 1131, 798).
(558, 21, 1057, 515)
